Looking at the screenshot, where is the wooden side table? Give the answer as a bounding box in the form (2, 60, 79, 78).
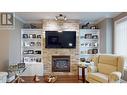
(78, 65, 87, 83)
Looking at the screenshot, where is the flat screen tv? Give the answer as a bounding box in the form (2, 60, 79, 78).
(45, 31, 76, 48)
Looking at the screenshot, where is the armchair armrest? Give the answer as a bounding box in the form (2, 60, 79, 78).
(87, 65, 97, 73)
(108, 72, 122, 83)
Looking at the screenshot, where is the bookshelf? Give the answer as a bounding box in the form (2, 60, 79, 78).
(80, 29, 100, 62)
(21, 29, 42, 64)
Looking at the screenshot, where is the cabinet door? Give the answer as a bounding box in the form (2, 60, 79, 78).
(22, 64, 43, 76)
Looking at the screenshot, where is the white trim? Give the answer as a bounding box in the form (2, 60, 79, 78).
(15, 15, 26, 23)
(24, 20, 42, 24)
(94, 18, 105, 24)
(115, 16, 127, 24)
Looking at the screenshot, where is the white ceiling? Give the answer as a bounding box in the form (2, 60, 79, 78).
(15, 12, 121, 24)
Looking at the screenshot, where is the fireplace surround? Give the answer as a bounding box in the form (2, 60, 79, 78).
(52, 56, 70, 72)
(42, 19, 80, 75)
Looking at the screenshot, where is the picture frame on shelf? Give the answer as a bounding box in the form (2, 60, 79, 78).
(88, 49, 93, 54)
(84, 42, 92, 47)
(92, 35, 98, 39)
(36, 58, 41, 62)
(80, 50, 87, 54)
(30, 58, 36, 62)
(92, 42, 98, 47)
(92, 49, 98, 54)
(30, 42, 35, 46)
(28, 50, 34, 54)
(23, 50, 28, 54)
(32, 34, 36, 38)
(84, 42, 89, 47)
(36, 42, 41, 46)
(81, 43, 84, 46)
(23, 57, 30, 63)
(24, 42, 30, 47)
(85, 34, 92, 39)
(23, 34, 28, 38)
(37, 35, 41, 39)
(29, 34, 33, 38)
(90, 26, 96, 29)
(35, 50, 41, 54)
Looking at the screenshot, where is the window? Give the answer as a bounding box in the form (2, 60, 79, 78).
(114, 16, 127, 68)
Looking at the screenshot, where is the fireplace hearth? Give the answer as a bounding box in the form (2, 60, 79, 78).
(52, 56, 70, 72)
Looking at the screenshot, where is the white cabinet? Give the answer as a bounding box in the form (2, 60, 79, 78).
(22, 64, 43, 76)
(21, 29, 43, 76)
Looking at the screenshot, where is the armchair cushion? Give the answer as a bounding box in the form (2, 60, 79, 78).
(108, 72, 122, 83)
(98, 63, 117, 75)
(87, 73, 108, 83)
(87, 65, 97, 73)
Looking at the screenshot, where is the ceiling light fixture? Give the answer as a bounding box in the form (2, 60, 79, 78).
(55, 14, 67, 26)
(55, 14, 67, 21)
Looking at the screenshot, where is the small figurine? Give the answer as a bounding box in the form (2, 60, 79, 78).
(33, 74, 40, 82)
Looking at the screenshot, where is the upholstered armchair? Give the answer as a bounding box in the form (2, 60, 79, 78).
(0, 72, 8, 83)
(87, 54, 124, 83)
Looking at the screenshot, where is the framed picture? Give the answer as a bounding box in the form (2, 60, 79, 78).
(84, 42, 89, 47)
(36, 42, 41, 46)
(32, 34, 36, 38)
(28, 50, 34, 54)
(29, 34, 33, 38)
(84, 42, 92, 47)
(85, 34, 92, 39)
(90, 26, 96, 29)
(30, 42, 35, 46)
(81, 43, 84, 46)
(37, 35, 41, 39)
(24, 42, 30, 47)
(1, 13, 13, 25)
(92, 49, 98, 54)
(23, 50, 28, 54)
(23, 34, 28, 38)
(23, 57, 30, 63)
(36, 58, 41, 62)
(88, 49, 93, 54)
(92, 35, 98, 39)
(93, 42, 98, 47)
(35, 50, 41, 54)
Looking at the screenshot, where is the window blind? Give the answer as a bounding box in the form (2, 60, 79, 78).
(114, 16, 127, 67)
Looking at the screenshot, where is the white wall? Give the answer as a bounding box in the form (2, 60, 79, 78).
(97, 18, 113, 53)
(9, 18, 23, 64)
(106, 18, 113, 53)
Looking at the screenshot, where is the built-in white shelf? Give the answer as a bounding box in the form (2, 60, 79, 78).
(80, 29, 100, 62)
(21, 29, 43, 64)
(21, 29, 44, 76)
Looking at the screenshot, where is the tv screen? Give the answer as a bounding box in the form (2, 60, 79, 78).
(45, 31, 76, 48)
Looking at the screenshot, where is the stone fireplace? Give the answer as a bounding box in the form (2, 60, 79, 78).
(42, 19, 80, 75)
(52, 56, 70, 72)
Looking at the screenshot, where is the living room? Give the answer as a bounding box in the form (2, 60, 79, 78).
(0, 12, 127, 83)
(1, 0, 127, 94)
